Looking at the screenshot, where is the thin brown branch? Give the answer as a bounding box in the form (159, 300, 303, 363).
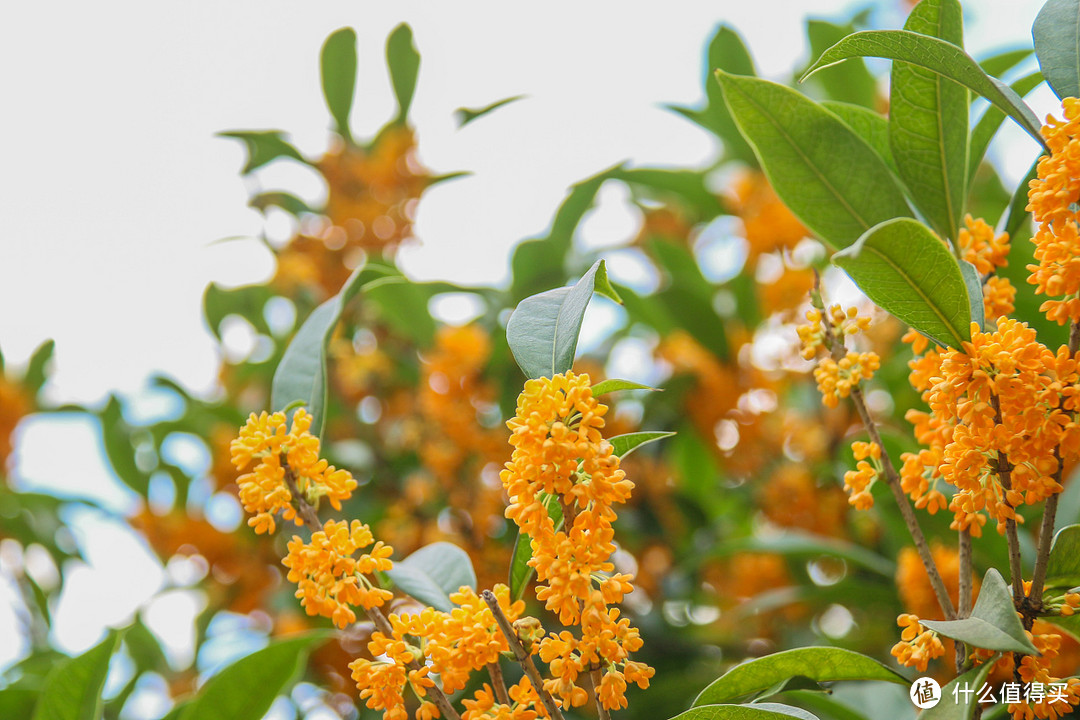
(488, 661, 511, 707)
(481, 589, 567, 720)
(591, 667, 612, 720)
(282, 460, 322, 529)
(991, 394, 1026, 607)
(957, 528, 973, 669)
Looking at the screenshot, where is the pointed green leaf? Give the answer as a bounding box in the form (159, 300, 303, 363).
(969, 71, 1044, 174)
(692, 647, 907, 707)
(1004, 159, 1040, 238)
(609, 431, 675, 459)
(202, 283, 273, 340)
(821, 101, 897, 174)
(806, 19, 879, 108)
(1044, 524, 1080, 589)
(590, 379, 659, 396)
(176, 632, 330, 720)
(1034, 0, 1080, 101)
(670, 705, 820, 720)
(889, 0, 968, 242)
(919, 653, 999, 720)
(509, 493, 563, 603)
(802, 30, 1047, 148)
(250, 191, 316, 217)
(715, 70, 911, 249)
(922, 568, 1038, 654)
(271, 266, 368, 438)
(959, 260, 986, 332)
(455, 95, 526, 127)
(24, 339, 55, 396)
(218, 130, 307, 174)
(832, 218, 972, 349)
(668, 25, 757, 164)
(98, 396, 151, 497)
(978, 47, 1033, 78)
(0, 688, 37, 720)
(31, 629, 122, 720)
(321, 28, 357, 143)
(385, 542, 477, 612)
(506, 259, 614, 379)
(386, 24, 420, 122)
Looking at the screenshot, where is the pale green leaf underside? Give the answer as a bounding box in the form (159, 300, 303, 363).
(922, 568, 1038, 654)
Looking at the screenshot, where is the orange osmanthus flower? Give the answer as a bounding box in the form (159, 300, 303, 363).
(230, 409, 357, 534)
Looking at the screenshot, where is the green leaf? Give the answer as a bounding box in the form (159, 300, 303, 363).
(919, 654, 998, 720)
(715, 70, 911, 249)
(385, 542, 477, 613)
(98, 396, 151, 497)
(386, 24, 420, 122)
(978, 47, 1033, 78)
(806, 19, 879, 107)
(250, 191, 316, 217)
(968, 71, 1044, 174)
(509, 493, 563, 603)
(271, 266, 368, 438)
(218, 130, 306, 174)
(176, 632, 330, 720)
(1003, 159, 1040, 238)
(202, 283, 273, 341)
(668, 25, 758, 165)
(590, 379, 659, 396)
(717, 530, 896, 577)
(692, 647, 907, 707)
(889, 0, 968, 242)
(959, 260, 986, 332)
(922, 568, 1038, 654)
(321, 28, 357, 143)
(24, 339, 55, 396)
(821, 101, 897, 174)
(609, 431, 675, 459)
(670, 705, 820, 720)
(0, 688, 38, 720)
(647, 238, 728, 358)
(611, 167, 726, 217)
(779, 691, 872, 720)
(832, 217, 972, 349)
(31, 629, 122, 720)
(455, 95, 525, 127)
(506, 259, 614, 379)
(364, 276, 438, 347)
(1034, 0, 1080, 101)
(802, 30, 1047, 148)
(1044, 524, 1080, 589)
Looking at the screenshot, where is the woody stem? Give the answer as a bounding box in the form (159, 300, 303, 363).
(282, 461, 322, 529)
(488, 661, 511, 706)
(482, 589, 567, 720)
(991, 394, 1026, 607)
(591, 667, 612, 720)
(957, 528, 973, 668)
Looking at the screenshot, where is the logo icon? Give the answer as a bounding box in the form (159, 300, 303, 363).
(910, 677, 941, 709)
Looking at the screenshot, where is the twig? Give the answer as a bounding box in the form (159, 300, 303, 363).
(488, 661, 511, 706)
(282, 460, 322, 529)
(591, 667, 612, 720)
(482, 589, 567, 720)
(1028, 321, 1080, 615)
(991, 394, 1026, 606)
(957, 528, 973, 669)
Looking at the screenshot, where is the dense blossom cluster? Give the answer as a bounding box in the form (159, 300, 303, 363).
(230, 409, 357, 533)
(1028, 97, 1080, 325)
(501, 371, 654, 710)
(957, 214, 1015, 321)
(890, 613, 945, 672)
(349, 585, 529, 720)
(797, 305, 879, 407)
(282, 519, 394, 628)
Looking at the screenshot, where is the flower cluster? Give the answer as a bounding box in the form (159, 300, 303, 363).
(1027, 97, 1080, 325)
(282, 519, 394, 628)
(1005, 626, 1080, 719)
(798, 305, 879, 408)
(957, 214, 1015, 321)
(230, 409, 357, 534)
(349, 585, 528, 720)
(501, 371, 654, 710)
(843, 441, 881, 510)
(890, 613, 945, 673)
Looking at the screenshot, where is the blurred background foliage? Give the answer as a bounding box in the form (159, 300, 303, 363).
(0, 4, 1071, 720)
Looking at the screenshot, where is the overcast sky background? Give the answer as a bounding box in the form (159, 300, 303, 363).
(0, 0, 1055, 703)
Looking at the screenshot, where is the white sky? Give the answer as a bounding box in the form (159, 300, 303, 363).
(0, 0, 1054, 697)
